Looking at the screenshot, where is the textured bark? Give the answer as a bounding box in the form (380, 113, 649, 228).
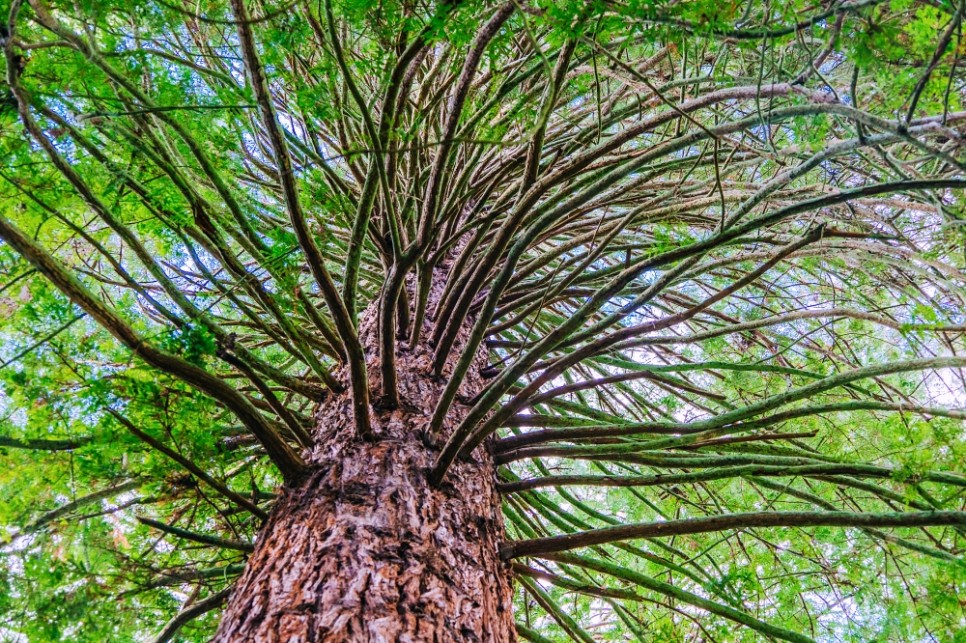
(213, 264, 516, 642)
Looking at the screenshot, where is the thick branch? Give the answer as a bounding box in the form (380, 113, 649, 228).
(502, 510, 966, 559)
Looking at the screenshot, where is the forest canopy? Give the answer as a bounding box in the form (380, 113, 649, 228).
(1, 0, 965, 640)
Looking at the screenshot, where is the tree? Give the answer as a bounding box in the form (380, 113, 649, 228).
(1, 0, 965, 639)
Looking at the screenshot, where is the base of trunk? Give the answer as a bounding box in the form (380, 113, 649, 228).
(214, 429, 514, 642)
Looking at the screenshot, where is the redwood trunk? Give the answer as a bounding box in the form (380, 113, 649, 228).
(214, 272, 516, 641)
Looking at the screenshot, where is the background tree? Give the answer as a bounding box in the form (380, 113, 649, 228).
(1, 0, 966, 639)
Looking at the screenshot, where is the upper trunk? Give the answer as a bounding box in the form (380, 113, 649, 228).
(213, 264, 516, 642)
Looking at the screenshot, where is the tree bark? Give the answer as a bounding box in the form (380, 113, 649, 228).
(213, 266, 516, 642)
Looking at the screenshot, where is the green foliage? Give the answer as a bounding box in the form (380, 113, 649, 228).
(1, 0, 966, 640)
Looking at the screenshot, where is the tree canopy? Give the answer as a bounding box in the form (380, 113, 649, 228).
(1, 0, 965, 640)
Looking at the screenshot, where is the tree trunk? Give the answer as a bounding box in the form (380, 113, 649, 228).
(213, 268, 516, 642)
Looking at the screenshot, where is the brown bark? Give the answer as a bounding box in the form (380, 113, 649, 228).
(213, 266, 516, 642)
